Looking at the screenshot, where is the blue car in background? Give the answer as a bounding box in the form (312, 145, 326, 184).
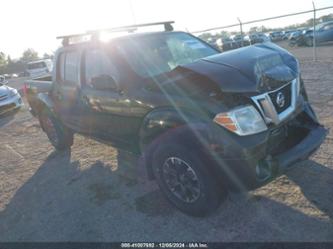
(304, 21, 333, 46)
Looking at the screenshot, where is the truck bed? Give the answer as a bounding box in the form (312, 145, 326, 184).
(24, 74, 52, 116)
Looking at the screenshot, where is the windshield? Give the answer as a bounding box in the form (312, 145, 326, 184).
(115, 32, 218, 77)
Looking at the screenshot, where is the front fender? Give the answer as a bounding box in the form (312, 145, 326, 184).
(139, 108, 205, 152)
(139, 109, 215, 179)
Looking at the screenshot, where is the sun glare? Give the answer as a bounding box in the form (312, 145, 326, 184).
(0, 0, 332, 58)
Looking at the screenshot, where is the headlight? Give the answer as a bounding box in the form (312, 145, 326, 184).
(214, 105, 267, 136)
(9, 89, 18, 97)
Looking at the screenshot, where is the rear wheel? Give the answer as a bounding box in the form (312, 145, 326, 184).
(39, 110, 73, 151)
(152, 143, 226, 217)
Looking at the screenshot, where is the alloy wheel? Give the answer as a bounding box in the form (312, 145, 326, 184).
(161, 157, 201, 203)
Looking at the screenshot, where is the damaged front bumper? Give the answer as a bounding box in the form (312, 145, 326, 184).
(275, 123, 326, 171)
(208, 100, 327, 189)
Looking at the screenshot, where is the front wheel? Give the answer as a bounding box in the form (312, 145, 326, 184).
(152, 143, 226, 217)
(288, 39, 297, 47)
(305, 37, 314, 47)
(39, 110, 73, 151)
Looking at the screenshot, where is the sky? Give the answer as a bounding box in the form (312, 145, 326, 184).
(1, 0, 332, 59)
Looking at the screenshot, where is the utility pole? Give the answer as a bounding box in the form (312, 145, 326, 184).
(237, 17, 243, 47)
(312, 1, 317, 61)
(129, 0, 136, 24)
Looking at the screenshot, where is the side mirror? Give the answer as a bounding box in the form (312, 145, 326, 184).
(90, 75, 117, 91)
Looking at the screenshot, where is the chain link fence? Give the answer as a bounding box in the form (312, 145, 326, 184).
(192, 4, 333, 61)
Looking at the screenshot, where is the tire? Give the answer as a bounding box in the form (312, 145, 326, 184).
(305, 37, 314, 47)
(243, 158, 277, 190)
(152, 142, 226, 217)
(288, 39, 296, 47)
(39, 110, 73, 151)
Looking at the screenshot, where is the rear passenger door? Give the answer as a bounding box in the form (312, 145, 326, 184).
(53, 50, 87, 130)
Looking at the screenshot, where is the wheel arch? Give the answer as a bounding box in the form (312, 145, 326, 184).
(37, 93, 55, 113)
(138, 107, 220, 180)
(35, 93, 57, 131)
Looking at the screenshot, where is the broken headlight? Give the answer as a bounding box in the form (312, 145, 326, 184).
(214, 105, 267, 136)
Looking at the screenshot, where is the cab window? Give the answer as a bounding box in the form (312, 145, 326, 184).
(83, 49, 118, 89)
(57, 51, 80, 85)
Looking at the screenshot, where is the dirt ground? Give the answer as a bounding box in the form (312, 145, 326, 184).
(0, 43, 333, 242)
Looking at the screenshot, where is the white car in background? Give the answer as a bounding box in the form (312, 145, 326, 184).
(0, 76, 23, 115)
(26, 59, 53, 78)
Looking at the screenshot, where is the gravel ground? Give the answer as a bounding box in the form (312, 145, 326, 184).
(0, 44, 333, 242)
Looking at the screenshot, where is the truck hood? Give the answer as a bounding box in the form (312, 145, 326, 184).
(179, 42, 299, 93)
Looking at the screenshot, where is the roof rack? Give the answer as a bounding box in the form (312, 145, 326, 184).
(57, 21, 175, 46)
(56, 32, 94, 46)
(87, 21, 175, 34)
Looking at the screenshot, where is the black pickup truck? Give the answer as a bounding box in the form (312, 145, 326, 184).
(25, 22, 327, 216)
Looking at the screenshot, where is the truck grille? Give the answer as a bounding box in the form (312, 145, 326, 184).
(268, 83, 292, 114)
(251, 78, 298, 125)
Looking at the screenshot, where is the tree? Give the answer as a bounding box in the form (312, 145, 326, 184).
(20, 48, 39, 62)
(220, 31, 230, 38)
(0, 52, 7, 74)
(249, 26, 259, 33)
(320, 14, 333, 23)
(7, 55, 12, 64)
(249, 25, 269, 33)
(198, 32, 213, 41)
(43, 52, 54, 60)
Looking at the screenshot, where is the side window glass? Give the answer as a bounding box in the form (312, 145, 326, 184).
(58, 53, 65, 82)
(64, 51, 80, 84)
(323, 24, 333, 30)
(84, 49, 118, 88)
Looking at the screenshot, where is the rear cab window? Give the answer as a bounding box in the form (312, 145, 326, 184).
(57, 51, 80, 85)
(27, 62, 47, 70)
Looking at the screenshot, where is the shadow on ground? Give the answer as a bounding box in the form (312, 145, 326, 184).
(0, 109, 20, 128)
(0, 151, 332, 241)
(287, 160, 333, 220)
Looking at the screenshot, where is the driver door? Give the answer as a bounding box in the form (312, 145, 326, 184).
(318, 23, 333, 43)
(80, 48, 134, 146)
